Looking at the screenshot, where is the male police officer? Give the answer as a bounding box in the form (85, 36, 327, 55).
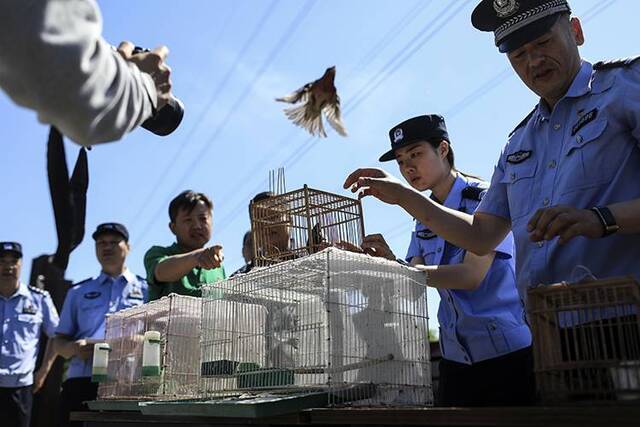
(345, 0, 640, 300)
(0, 242, 59, 427)
(53, 224, 147, 427)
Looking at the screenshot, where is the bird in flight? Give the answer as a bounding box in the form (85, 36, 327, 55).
(276, 66, 347, 138)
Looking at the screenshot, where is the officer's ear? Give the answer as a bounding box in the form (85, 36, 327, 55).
(438, 140, 449, 160)
(569, 17, 584, 46)
(168, 221, 177, 236)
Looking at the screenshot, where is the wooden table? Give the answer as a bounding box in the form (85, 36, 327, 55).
(72, 405, 640, 427)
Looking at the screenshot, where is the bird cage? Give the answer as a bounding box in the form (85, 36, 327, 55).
(97, 294, 202, 401)
(528, 277, 640, 403)
(200, 248, 433, 407)
(250, 185, 364, 267)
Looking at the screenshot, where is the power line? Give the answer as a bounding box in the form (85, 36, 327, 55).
(210, 0, 439, 223)
(133, 0, 318, 246)
(128, 0, 279, 232)
(213, 1, 469, 239)
(367, 0, 620, 246)
(344, 0, 433, 81)
(281, 0, 472, 171)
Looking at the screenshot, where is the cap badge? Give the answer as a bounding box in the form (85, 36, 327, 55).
(493, 0, 519, 18)
(3, 243, 11, 250)
(393, 128, 404, 144)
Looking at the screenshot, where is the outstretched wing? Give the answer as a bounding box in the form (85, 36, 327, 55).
(322, 95, 347, 137)
(275, 83, 311, 104)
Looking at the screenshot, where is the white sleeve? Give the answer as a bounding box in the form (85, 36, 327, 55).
(0, 0, 157, 146)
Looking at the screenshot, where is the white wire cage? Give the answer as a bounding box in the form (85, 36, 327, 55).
(200, 248, 433, 407)
(97, 294, 202, 401)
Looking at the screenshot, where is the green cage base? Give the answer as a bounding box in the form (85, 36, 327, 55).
(140, 392, 328, 418)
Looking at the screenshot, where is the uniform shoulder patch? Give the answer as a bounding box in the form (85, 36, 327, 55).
(461, 184, 488, 201)
(509, 107, 537, 138)
(593, 56, 640, 71)
(73, 277, 93, 287)
(28, 285, 47, 295)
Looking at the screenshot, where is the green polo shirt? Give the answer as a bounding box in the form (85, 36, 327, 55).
(144, 243, 226, 301)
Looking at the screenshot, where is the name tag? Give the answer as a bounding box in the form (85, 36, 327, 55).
(18, 314, 36, 322)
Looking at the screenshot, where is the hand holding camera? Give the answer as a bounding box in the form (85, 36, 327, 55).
(117, 41, 184, 136)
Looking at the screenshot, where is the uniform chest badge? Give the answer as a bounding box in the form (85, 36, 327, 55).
(493, 0, 519, 18)
(571, 108, 598, 136)
(128, 287, 144, 300)
(506, 150, 532, 164)
(22, 302, 37, 315)
(84, 291, 101, 299)
(416, 229, 436, 240)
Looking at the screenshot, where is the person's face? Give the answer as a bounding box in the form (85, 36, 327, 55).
(507, 17, 584, 107)
(0, 253, 21, 285)
(170, 201, 212, 250)
(95, 233, 129, 271)
(395, 141, 449, 192)
(254, 207, 290, 253)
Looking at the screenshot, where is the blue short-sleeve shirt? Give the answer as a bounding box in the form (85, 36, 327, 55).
(0, 283, 59, 387)
(407, 175, 531, 364)
(477, 59, 640, 300)
(56, 269, 147, 379)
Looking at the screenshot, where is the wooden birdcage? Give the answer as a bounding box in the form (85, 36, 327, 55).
(249, 185, 365, 267)
(528, 277, 640, 403)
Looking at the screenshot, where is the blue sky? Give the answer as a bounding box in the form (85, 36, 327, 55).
(0, 0, 634, 329)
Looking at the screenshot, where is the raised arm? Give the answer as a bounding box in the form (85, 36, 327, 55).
(0, 0, 172, 146)
(344, 168, 510, 256)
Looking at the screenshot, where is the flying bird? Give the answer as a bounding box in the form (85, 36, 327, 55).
(276, 66, 347, 138)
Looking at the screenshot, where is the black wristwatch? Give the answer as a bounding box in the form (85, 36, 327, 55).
(590, 206, 619, 237)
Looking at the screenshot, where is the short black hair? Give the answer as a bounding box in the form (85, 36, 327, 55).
(169, 190, 213, 223)
(248, 191, 275, 215)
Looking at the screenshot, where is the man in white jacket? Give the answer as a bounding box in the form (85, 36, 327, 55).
(0, 0, 173, 146)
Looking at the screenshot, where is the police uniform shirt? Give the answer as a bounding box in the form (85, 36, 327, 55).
(56, 269, 147, 379)
(477, 59, 640, 299)
(0, 283, 59, 387)
(406, 175, 531, 365)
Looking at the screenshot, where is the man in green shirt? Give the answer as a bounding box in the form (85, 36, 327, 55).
(144, 190, 226, 301)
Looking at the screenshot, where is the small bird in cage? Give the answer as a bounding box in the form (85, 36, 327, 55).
(275, 66, 348, 138)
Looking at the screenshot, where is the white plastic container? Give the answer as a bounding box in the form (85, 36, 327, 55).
(91, 343, 110, 383)
(142, 331, 162, 377)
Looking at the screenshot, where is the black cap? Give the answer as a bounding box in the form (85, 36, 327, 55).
(379, 115, 449, 162)
(472, 0, 571, 53)
(92, 223, 129, 242)
(0, 242, 23, 258)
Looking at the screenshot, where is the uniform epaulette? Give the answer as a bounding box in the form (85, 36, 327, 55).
(593, 56, 640, 71)
(462, 184, 488, 201)
(28, 285, 47, 295)
(509, 107, 537, 138)
(73, 277, 93, 287)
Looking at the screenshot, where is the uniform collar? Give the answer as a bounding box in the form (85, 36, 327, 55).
(565, 60, 593, 99)
(441, 174, 468, 210)
(534, 60, 593, 122)
(16, 282, 30, 297)
(97, 268, 135, 285)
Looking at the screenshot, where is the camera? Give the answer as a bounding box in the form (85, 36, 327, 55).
(132, 46, 185, 136)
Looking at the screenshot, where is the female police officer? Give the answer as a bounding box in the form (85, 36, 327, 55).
(359, 115, 533, 406)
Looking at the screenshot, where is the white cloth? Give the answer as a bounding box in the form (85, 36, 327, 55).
(0, 0, 157, 146)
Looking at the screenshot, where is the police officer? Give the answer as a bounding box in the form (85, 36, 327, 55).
(0, 242, 59, 427)
(52, 224, 147, 427)
(344, 0, 640, 303)
(359, 115, 533, 406)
